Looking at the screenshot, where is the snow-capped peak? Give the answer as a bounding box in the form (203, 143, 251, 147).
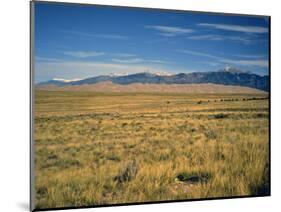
(152, 71, 173, 76)
(220, 66, 250, 74)
(224, 65, 232, 72)
(109, 72, 129, 77)
(144, 70, 172, 76)
(53, 78, 82, 82)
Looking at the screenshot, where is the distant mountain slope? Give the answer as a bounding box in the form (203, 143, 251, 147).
(36, 81, 267, 94)
(37, 67, 269, 91)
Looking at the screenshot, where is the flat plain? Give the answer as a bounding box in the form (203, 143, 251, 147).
(34, 90, 269, 209)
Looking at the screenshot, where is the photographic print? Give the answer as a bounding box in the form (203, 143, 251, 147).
(31, 1, 270, 210)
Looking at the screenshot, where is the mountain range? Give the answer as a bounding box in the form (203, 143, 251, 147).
(37, 67, 269, 92)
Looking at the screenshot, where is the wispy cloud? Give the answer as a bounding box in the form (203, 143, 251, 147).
(62, 30, 129, 40)
(145, 25, 194, 37)
(178, 49, 268, 68)
(187, 34, 224, 41)
(35, 56, 63, 62)
(112, 53, 137, 57)
(35, 59, 180, 83)
(112, 58, 168, 64)
(62, 50, 138, 59)
(197, 23, 268, 33)
(230, 54, 267, 59)
(63, 51, 105, 58)
(112, 58, 144, 64)
(225, 59, 268, 67)
(226, 36, 253, 44)
(186, 34, 253, 44)
(178, 50, 221, 60)
(95, 34, 128, 40)
(61, 50, 166, 64)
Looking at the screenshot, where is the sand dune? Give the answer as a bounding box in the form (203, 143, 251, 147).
(36, 81, 267, 94)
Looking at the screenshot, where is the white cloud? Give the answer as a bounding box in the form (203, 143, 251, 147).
(186, 34, 252, 44)
(178, 50, 221, 60)
(148, 59, 169, 64)
(112, 58, 144, 64)
(62, 30, 129, 40)
(112, 58, 169, 64)
(35, 56, 63, 62)
(223, 59, 268, 67)
(178, 49, 269, 68)
(62, 50, 138, 59)
(95, 34, 128, 40)
(112, 53, 137, 57)
(231, 54, 267, 59)
(63, 51, 105, 58)
(187, 34, 224, 41)
(35, 60, 182, 83)
(197, 23, 268, 33)
(145, 25, 194, 37)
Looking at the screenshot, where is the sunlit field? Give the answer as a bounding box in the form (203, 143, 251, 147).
(34, 90, 269, 209)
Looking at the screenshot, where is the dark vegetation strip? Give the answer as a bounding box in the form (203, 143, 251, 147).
(35, 112, 114, 123)
(35, 109, 269, 124)
(205, 113, 268, 120)
(198, 97, 268, 104)
(191, 107, 268, 113)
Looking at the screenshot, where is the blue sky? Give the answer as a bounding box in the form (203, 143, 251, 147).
(34, 2, 269, 83)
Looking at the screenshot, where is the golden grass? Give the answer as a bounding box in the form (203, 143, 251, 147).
(34, 90, 269, 209)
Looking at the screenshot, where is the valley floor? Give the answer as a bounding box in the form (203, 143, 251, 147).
(34, 90, 270, 209)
